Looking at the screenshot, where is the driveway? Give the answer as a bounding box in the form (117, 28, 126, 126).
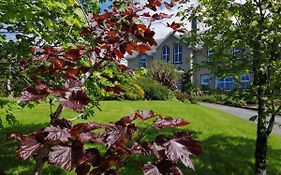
(199, 102, 281, 136)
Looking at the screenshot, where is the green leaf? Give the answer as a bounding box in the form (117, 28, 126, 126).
(249, 115, 258, 122)
(74, 8, 85, 20)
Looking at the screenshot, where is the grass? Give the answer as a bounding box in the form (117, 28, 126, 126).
(1, 100, 281, 175)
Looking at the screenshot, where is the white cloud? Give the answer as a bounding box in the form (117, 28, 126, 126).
(136, 0, 200, 39)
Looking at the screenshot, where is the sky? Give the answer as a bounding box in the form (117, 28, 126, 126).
(100, 0, 200, 39)
(2, 0, 199, 41)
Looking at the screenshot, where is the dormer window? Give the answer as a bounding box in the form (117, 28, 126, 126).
(173, 44, 182, 63)
(162, 46, 170, 62)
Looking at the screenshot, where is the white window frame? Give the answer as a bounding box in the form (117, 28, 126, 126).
(200, 74, 210, 87)
(140, 54, 147, 68)
(162, 46, 170, 62)
(207, 48, 214, 57)
(173, 44, 182, 63)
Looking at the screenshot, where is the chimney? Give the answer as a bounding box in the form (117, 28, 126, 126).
(191, 17, 197, 31)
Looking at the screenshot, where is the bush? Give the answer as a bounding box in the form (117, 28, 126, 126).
(147, 61, 179, 90)
(175, 92, 197, 104)
(180, 70, 194, 93)
(136, 77, 175, 100)
(195, 94, 247, 107)
(122, 83, 145, 100)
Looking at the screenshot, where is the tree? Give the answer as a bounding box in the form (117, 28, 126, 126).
(182, 0, 281, 174)
(0, 0, 101, 96)
(6, 0, 202, 175)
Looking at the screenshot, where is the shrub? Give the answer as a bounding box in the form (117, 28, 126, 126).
(147, 61, 179, 91)
(136, 77, 175, 100)
(175, 92, 197, 104)
(122, 83, 145, 100)
(195, 94, 247, 107)
(180, 70, 194, 94)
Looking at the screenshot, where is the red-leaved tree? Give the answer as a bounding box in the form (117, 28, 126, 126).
(10, 1, 201, 175)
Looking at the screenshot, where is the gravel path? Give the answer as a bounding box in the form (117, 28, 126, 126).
(199, 102, 281, 136)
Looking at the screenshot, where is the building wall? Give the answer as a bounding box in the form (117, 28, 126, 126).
(127, 55, 154, 69)
(126, 35, 193, 71)
(192, 48, 216, 88)
(154, 35, 193, 71)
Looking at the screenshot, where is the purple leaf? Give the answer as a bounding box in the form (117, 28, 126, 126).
(154, 117, 189, 129)
(173, 132, 203, 156)
(45, 125, 71, 142)
(164, 140, 194, 170)
(78, 132, 96, 143)
(135, 110, 155, 120)
(71, 122, 102, 136)
(130, 142, 150, 156)
(143, 163, 162, 175)
(17, 137, 44, 160)
(99, 125, 125, 147)
(49, 146, 72, 171)
(65, 78, 82, 91)
(115, 114, 136, 125)
(59, 90, 90, 112)
(19, 90, 48, 103)
(157, 160, 183, 175)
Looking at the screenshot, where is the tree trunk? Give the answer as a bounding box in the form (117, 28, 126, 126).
(255, 94, 267, 175)
(255, 126, 268, 175)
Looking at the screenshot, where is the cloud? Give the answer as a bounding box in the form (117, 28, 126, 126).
(136, 0, 200, 39)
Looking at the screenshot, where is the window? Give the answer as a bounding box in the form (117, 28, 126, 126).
(140, 54, 147, 68)
(233, 48, 241, 59)
(215, 77, 234, 90)
(241, 74, 251, 89)
(207, 48, 214, 57)
(173, 44, 182, 63)
(200, 75, 210, 87)
(162, 46, 170, 62)
(215, 78, 224, 89)
(224, 77, 234, 90)
(207, 48, 214, 63)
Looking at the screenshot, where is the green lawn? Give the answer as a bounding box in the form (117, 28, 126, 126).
(1, 101, 281, 175)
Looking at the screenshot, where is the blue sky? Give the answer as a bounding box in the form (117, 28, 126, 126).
(100, 1, 112, 11)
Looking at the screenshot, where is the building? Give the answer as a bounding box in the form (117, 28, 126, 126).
(125, 33, 251, 91)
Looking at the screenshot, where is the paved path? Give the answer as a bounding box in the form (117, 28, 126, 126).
(199, 102, 281, 136)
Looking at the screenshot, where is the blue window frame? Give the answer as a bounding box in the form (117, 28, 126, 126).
(215, 78, 224, 89)
(215, 77, 234, 90)
(162, 46, 170, 62)
(140, 54, 147, 68)
(173, 44, 182, 63)
(241, 74, 251, 88)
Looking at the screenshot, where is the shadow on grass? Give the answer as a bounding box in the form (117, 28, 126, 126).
(0, 123, 67, 175)
(183, 134, 281, 175)
(1, 125, 281, 175)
